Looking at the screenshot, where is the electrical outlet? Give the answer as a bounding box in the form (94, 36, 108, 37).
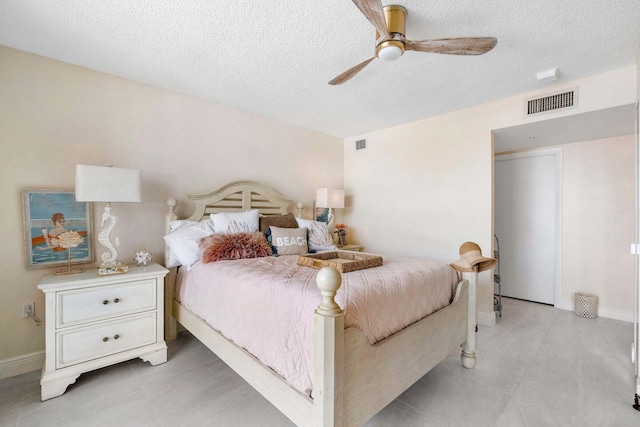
(22, 301, 34, 319)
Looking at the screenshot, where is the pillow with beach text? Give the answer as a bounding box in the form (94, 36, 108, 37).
(268, 226, 308, 255)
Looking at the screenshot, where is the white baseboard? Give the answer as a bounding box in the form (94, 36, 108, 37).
(477, 310, 496, 327)
(478, 300, 633, 326)
(557, 298, 634, 323)
(0, 351, 44, 380)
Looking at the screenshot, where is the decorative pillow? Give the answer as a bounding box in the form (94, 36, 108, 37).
(210, 210, 259, 234)
(199, 232, 272, 263)
(163, 221, 215, 269)
(295, 218, 337, 251)
(259, 213, 298, 233)
(268, 226, 308, 255)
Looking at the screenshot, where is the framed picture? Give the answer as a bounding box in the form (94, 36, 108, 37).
(22, 188, 94, 269)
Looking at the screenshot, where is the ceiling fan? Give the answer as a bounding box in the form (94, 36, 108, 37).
(329, 0, 498, 85)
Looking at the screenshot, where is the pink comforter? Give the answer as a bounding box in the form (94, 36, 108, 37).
(176, 254, 459, 396)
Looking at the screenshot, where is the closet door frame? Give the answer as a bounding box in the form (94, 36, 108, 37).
(495, 148, 563, 307)
(633, 100, 639, 399)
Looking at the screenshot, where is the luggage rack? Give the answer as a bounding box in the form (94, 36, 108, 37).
(494, 234, 502, 317)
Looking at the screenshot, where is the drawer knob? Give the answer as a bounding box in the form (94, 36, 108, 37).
(114, 334, 120, 340)
(103, 337, 109, 342)
(114, 298, 120, 303)
(103, 300, 108, 305)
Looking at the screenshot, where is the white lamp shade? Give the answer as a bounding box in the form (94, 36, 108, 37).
(75, 165, 141, 203)
(316, 188, 345, 209)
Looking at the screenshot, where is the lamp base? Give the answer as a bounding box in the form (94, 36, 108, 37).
(97, 264, 128, 276)
(326, 208, 335, 230)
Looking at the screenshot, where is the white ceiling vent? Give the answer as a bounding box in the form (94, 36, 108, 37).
(355, 139, 367, 150)
(524, 87, 578, 117)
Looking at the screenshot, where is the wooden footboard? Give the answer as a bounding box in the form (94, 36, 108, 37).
(341, 280, 468, 426)
(313, 267, 472, 427)
(165, 267, 474, 427)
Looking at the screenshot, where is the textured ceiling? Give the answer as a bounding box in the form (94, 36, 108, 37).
(1, 0, 639, 138)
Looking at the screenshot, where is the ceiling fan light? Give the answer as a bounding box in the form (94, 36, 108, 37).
(377, 44, 403, 61)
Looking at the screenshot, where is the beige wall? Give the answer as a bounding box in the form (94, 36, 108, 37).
(561, 135, 635, 319)
(344, 66, 637, 324)
(0, 46, 343, 373)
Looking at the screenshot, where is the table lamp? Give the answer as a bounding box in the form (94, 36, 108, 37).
(316, 188, 345, 229)
(75, 165, 141, 275)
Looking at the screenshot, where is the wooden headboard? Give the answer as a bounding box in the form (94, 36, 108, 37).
(165, 180, 294, 233)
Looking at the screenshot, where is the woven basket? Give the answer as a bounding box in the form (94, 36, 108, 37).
(297, 251, 382, 273)
(574, 292, 598, 318)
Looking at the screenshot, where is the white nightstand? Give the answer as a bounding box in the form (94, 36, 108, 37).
(38, 264, 169, 401)
(338, 244, 364, 252)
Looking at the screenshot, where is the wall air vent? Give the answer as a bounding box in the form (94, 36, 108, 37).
(355, 139, 367, 150)
(524, 87, 578, 117)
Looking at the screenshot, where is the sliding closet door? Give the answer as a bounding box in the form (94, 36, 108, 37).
(495, 149, 561, 305)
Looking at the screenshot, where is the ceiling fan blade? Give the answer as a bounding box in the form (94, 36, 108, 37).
(351, 0, 390, 38)
(405, 37, 497, 55)
(328, 55, 377, 85)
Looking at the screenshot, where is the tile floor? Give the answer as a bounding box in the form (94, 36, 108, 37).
(1, 297, 639, 426)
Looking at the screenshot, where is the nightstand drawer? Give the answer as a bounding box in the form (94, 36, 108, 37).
(57, 279, 156, 327)
(56, 312, 156, 369)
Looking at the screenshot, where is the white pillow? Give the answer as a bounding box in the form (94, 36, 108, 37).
(210, 210, 259, 234)
(168, 220, 197, 232)
(165, 220, 198, 268)
(295, 218, 337, 251)
(163, 221, 215, 269)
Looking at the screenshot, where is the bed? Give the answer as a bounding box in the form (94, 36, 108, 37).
(163, 180, 477, 427)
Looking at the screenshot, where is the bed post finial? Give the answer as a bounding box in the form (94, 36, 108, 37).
(315, 267, 342, 316)
(166, 197, 178, 232)
(166, 197, 177, 214)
